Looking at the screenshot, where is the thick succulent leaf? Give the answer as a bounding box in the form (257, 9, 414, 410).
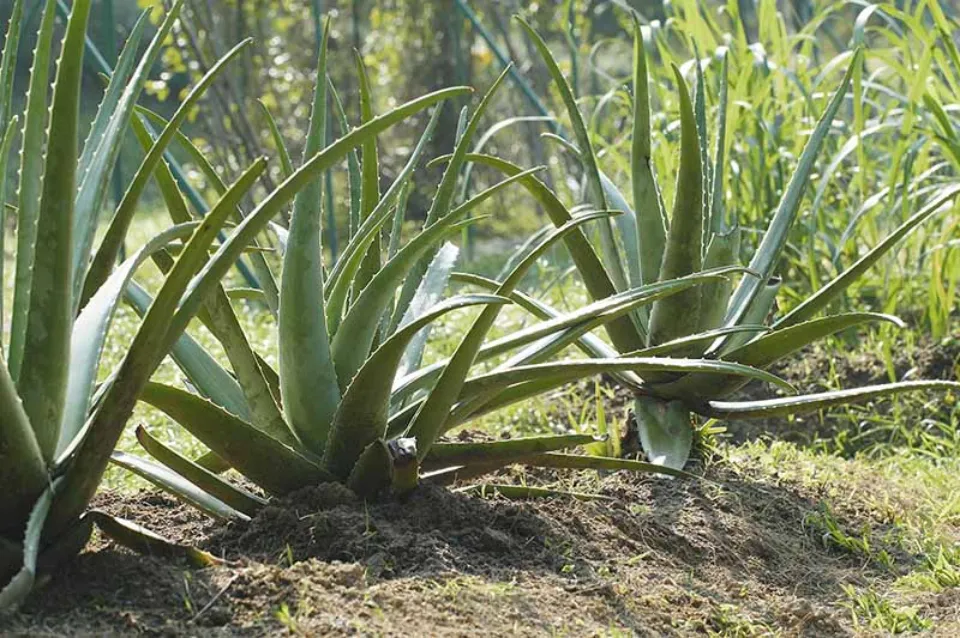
(279, 23, 339, 453)
(135, 426, 265, 518)
(259, 100, 294, 178)
(325, 106, 443, 336)
(87, 510, 217, 566)
(18, 0, 94, 462)
(0, 353, 47, 536)
(8, 0, 57, 379)
(723, 50, 861, 329)
(110, 450, 248, 522)
(0, 0, 24, 129)
(710, 49, 731, 232)
(0, 117, 17, 346)
(635, 395, 693, 470)
(138, 383, 330, 496)
(459, 152, 645, 352)
(630, 16, 668, 288)
(81, 37, 253, 306)
(330, 169, 539, 388)
(662, 314, 907, 400)
(0, 479, 56, 612)
(697, 381, 960, 420)
(516, 17, 629, 293)
(422, 434, 599, 472)
(698, 227, 740, 334)
(404, 212, 620, 459)
(395, 242, 460, 379)
(72, 3, 182, 299)
(719, 277, 781, 354)
(124, 281, 251, 422)
(54, 87, 469, 529)
(647, 66, 704, 348)
(393, 269, 743, 405)
(328, 76, 362, 235)
(59, 223, 198, 455)
(354, 51, 383, 293)
(391, 67, 511, 339)
(625, 325, 767, 358)
(776, 185, 960, 328)
(324, 294, 507, 479)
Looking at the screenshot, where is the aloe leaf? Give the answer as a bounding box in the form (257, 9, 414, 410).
(135, 426, 265, 518)
(516, 17, 629, 293)
(395, 242, 460, 379)
(81, 37, 253, 306)
(710, 48, 731, 231)
(631, 16, 668, 289)
(405, 212, 620, 458)
(423, 434, 599, 471)
(0, 353, 47, 536)
(634, 395, 692, 470)
(59, 223, 199, 455)
(354, 51, 383, 293)
(625, 325, 767, 358)
(0, 117, 18, 346)
(124, 281, 251, 421)
(328, 76, 362, 236)
(391, 67, 510, 336)
(460, 152, 645, 352)
(0, 0, 24, 130)
(345, 439, 392, 499)
(136, 105, 281, 317)
(279, 22, 340, 453)
(55, 87, 469, 529)
(87, 510, 218, 567)
(72, 4, 180, 299)
(698, 381, 960, 420)
(138, 383, 329, 496)
(0, 480, 56, 612)
(8, 0, 56, 380)
(324, 295, 507, 480)
(110, 450, 247, 522)
(647, 65, 704, 348)
(698, 226, 740, 333)
(330, 168, 538, 389)
(18, 0, 94, 462)
(723, 50, 861, 330)
(325, 106, 443, 336)
(130, 122, 289, 443)
(259, 99, 294, 178)
(776, 185, 960, 328)
(720, 277, 781, 354)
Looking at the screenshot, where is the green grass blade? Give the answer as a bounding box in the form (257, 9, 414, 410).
(279, 22, 339, 453)
(724, 50, 861, 329)
(647, 65, 704, 348)
(776, 185, 960, 328)
(18, 0, 94, 462)
(109, 450, 247, 522)
(324, 294, 507, 480)
(81, 37, 252, 306)
(138, 383, 329, 496)
(135, 425, 266, 518)
(9, 0, 57, 380)
(699, 381, 960, 420)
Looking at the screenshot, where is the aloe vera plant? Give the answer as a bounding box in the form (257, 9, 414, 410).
(116, 24, 810, 519)
(450, 18, 959, 470)
(0, 2, 475, 607)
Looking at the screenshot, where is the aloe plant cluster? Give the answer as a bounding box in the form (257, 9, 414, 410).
(124, 23, 801, 522)
(475, 16, 959, 469)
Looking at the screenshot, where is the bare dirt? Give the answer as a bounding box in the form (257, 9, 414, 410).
(2, 457, 941, 637)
